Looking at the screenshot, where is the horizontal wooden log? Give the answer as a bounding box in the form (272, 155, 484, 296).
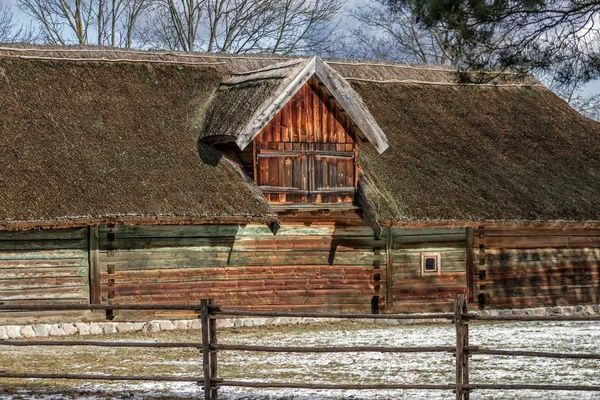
(393, 234, 466, 245)
(474, 235, 600, 249)
(465, 384, 600, 391)
(468, 347, 600, 359)
(0, 250, 88, 261)
(103, 224, 375, 238)
(101, 237, 381, 252)
(0, 239, 88, 251)
(216, 309, 453, 319)
(474, 229, 600, 237)
(0, 266, 87, 279)
(0, 372, 207, 383)
(101, 266, 383, 283)
(0, 340, 203, 348)
(0, 276, 88, 290)
(216, 344, 456, 353)
(0, 285, 88, 300)
(0, 228, 87, 241)
(218, 381, 455, 390)
(100, 251, 380, 269)
(479, 294, 600, 309)
(103, 286, 377, 298)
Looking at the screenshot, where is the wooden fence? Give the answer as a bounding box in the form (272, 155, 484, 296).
(0, 296, 599, 399)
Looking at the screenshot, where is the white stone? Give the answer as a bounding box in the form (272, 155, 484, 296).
(216, 319, 233, 329)
(102, 323, 116, 334)
(233, 319, 244, 328)
(49, 325, 65, 336)
(190, 319, 202, 330)
(242, 319, 254, 327)
(61, 324, 78, 336)
(116, 323, 133, 333)
(133, 323, 146, 331)
(145, 322, 160, 333)
(175, 320, 188, 330)
(0, 326, 8, 340)
(159, 321, 175, 331)
(32, 324, 48, 336)
(89, 323, 102, 335)
(584, 305, 595, 315)
(6, 326, 22, 338)
(278, 317, 290, 325)
(75, 323, 90, 336)
(20, 326, 36, 337)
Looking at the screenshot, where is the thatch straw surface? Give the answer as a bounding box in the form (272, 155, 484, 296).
(354, 82, 600, 223)
(1, 45, 598, 227)
(201, 59, 306, 141)
(0, 56, 276, 230)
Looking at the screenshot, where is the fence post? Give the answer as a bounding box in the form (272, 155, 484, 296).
(208, 299, 219, 400)
(455, 294, 469, 400)
(201, 299, 212, 400)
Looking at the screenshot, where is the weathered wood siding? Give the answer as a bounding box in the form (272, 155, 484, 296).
(99, 224, 384, 319)
(255, 78, 357, 204)
(473, 229, 600, 309)
(387, 228, 468, 313)
(0, 228, 90, 323)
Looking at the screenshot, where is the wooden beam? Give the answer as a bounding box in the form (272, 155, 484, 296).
(466, 227, 474, 303)
(88, 225, 101, 305)
(386, 226, 393, 307)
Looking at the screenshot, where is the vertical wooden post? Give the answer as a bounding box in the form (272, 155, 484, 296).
(466, 227, 474, 303)
(208, 299, 219, 400)
(385, 226, 393, 307)
(88, 226, 101, 305)
(201, 299, 211, 400)
(455, 294, 469, 400)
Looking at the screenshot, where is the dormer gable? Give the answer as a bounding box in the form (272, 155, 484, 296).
(202, 56, 389, 207)
(255, 77, 358, 205)
(202, 57, 388, 153)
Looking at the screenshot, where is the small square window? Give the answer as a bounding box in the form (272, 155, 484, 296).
(421, 252, 441, 275)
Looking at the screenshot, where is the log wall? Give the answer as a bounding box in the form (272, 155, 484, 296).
(0, 228, 90, 323)
(387, 228, 468, 313)
(98, 223, 384, 319)
(473, 228, 600, 309)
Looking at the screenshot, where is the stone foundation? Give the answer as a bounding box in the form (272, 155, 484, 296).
(1, 305, 598, 338)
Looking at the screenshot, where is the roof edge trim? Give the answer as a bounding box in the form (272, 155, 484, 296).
(235, 56, 389, 154)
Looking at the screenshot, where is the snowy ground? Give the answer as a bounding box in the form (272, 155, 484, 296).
(0, 320, 598, 399)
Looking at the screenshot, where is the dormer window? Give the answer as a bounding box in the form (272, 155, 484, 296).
(254, 78, 357, 205)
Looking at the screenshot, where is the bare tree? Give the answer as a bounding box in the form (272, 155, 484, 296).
(18, 0, 96, 45)
(142, 0, 342, 53)
(0, 1, 18, 42)
(97, 0, 153, 47)
(571, 94, 600, 122)
(1, 0, 36, 42)
(345, 0, 464, 65)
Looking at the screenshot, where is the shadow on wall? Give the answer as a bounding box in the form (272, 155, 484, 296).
(481, 248, 600, 309)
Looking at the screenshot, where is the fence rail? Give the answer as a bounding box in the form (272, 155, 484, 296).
(0, 297, 599, 399)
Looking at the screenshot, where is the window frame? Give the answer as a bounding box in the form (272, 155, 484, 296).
(421, 252, 442, 276)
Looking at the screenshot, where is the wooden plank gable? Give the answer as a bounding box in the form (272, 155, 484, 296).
(254, 78, 358, 205)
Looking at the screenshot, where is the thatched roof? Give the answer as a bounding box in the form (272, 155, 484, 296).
(0, 46, 277, 230)
(355, 83, 600, 226)
(1, 45, 599, 229)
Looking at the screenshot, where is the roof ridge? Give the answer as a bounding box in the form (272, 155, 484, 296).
(325, 60, 524, 76)
(344, 77, 544, 87)
(0, 53, 228, 66)
(232, 58, 305, 76)
(0, 46, 292, 61)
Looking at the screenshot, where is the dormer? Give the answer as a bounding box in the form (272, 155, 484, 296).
(201, 56, 388, 207)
